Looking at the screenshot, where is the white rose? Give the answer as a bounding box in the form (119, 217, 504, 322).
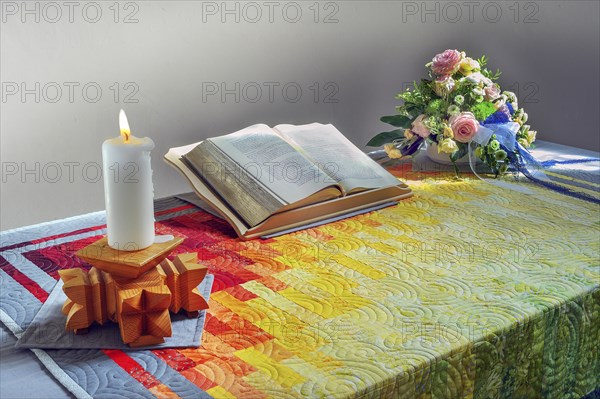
(438, 138, 459, 154)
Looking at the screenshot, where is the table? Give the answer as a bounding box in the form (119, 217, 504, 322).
(1, 141, 599, 399)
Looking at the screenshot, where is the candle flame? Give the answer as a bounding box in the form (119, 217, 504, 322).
(119, 109, 131, 142)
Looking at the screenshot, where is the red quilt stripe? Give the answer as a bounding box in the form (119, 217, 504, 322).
(0, 259, 49, 302)
(152, 349, 197, 372)
(103, 350, 161, 389)
(0, 241, 34, 252)
(29, 225, 105, 247)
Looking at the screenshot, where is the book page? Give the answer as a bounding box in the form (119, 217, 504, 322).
(209, 124, 338, 204)
(183, 140, 283, 227)
(274, 123, 400, 193)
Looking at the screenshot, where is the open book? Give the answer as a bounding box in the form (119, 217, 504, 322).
(165, 123, 412, 239)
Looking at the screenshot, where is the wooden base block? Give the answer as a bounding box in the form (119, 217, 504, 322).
(59, 268, 108, 331)
(113, 269, 173, 344)
(159, 253, 209, 314)
(76, 236, 184, 279)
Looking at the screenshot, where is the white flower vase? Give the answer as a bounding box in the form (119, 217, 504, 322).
(426, 142, 470, 165)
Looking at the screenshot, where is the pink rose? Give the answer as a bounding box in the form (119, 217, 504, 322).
(411, 114, 431, 138)
(431, 49, 463, 76)
(449, 112, 479, 143)
(484, 84, 501, 101)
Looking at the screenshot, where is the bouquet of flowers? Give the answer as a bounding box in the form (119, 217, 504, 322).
(368, 49, 537, 175)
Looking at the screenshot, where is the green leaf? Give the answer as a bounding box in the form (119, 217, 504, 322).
(405, 105, 424, 116)
(380, 115, 412, 128)
(450, 144, 468, 162)
(366, 129, 405, 147)
(477, 55, 488, 68)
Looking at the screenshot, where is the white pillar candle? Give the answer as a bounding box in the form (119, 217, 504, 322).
(102, 110, 155, 251)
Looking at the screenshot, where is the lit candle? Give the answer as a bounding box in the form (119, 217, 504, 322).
(102, 109, 155, 251)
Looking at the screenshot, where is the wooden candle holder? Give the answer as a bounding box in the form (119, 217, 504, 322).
(59, 236, 209, 347)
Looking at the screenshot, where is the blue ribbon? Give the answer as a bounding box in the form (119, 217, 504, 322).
(485, 122, 520, 152)
(470, 121, 600, 204)
(513, 142, 600, 204)
(541, 158, 600, 167)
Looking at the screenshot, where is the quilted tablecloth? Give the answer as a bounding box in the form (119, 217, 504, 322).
(1, 161, 599, 398)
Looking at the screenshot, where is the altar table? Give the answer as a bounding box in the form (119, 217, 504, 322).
(1, 141, 598, 398)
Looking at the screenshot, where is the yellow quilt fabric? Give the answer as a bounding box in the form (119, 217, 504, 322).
(191, 167, 599, 398)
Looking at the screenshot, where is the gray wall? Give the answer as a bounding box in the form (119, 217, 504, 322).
(1, 0, 599, 230)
